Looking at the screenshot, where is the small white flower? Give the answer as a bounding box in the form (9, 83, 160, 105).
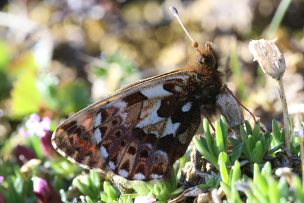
(20, 113, 51, 137)
(134, 196, 156, 203)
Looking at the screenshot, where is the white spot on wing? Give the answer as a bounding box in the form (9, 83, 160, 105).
(154, 150, 169, 163)
(137, 101, 164, 128)
(118, 169, 129, 178)
(100, 146, 108, 158)
(182, 102, 192, 112)
(141, 84, 172, 98)
(174, 86, 183, 92)
(121, 113, 128, 120)
(94, 113, 102, 127)
(163, 117, 180, 136)
(109, 161, 116, 170)
(151, 173, 163, 179)
(134, 173, 145, 180)
(94, 128, 102, 143)
(113, 101, 127, 110)
(145, 143, 153, 149)
(156, 150, 168, 157)
(112, 101, 128, 120)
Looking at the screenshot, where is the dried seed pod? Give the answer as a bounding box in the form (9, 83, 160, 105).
(249, 38, 291, 151)
(249, 39, 286, 80)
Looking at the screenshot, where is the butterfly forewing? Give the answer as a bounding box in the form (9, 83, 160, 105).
(52, 71, 204, 181)
(52, 42, 224, 181)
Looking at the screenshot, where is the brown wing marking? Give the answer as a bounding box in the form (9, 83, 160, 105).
(52, 73, 202, 180)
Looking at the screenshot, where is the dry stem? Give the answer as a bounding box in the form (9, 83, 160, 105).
(276, 79, 290, 151)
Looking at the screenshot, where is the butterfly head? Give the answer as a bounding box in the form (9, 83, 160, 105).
(196, 42, 220, 70)
(169, 8, 220, 74)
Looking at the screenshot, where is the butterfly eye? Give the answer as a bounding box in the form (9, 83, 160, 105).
(198, 56, 205, 64)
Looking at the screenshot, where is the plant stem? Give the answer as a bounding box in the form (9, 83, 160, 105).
(276, 78, 290, 151)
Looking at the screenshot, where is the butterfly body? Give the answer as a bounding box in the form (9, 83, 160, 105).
(52, 42, 224, 181)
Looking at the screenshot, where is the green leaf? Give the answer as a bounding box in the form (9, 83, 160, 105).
(252, 123, 260, 139)
(86, 196, 95, 203)
(215, 122, 225, 155)
(220, 182, 231, 198)
(100, 192, 108, 202)
(261, 162, 272, 176)
(76, 179, 95, 197)
(87, 177, 98, 197)
(194, 137, 219, 169)
(220, 118, 228, 151)
(219, 152, 229, 164)
(131, 181, 150, 196)
(242, 127, 252, 160)
(264, 132, 272, 150)
(229, 137, 241, 147)
(240, 125, 247, 138)
(268, 179, 280, 203)
(293, 176, 304, 201)
(267, 142, 284, 155)
(251, 182, 268, 203)
(253, 164, 260, 183)
(141, 173, 181, 202)
(7, 178, 22, 203)
(231, 161, 241, 182)
(90, 171, 101, 190)
(204, 119, 216, 156)
(245, 120, 253, 136)
(248, 135, 256, 152)
(119, 194, 137, 203)
(231, 143, 244, 163)
(103, 181, 119, 202)
(255, 174, 268, 198)
(219, 152, 229, 184)
(272, 120, 282, 144)
(277, 178, 289, 200)
(252, 141, 264, 163)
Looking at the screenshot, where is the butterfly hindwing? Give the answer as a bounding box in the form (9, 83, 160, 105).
(52, 71, 203, 180)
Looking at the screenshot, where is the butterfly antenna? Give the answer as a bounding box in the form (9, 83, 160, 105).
(169, 7, 201, 52)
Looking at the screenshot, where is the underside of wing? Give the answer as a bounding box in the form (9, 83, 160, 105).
(52, 72, 203, 180)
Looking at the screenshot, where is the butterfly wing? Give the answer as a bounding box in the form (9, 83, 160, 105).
(52, 70, 203, 181)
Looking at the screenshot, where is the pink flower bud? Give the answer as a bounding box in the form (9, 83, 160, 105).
(32, 177, 61, 203)
(13, 145, 36, 166)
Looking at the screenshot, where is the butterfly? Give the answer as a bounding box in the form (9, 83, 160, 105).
(51, 41, 230, 181)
